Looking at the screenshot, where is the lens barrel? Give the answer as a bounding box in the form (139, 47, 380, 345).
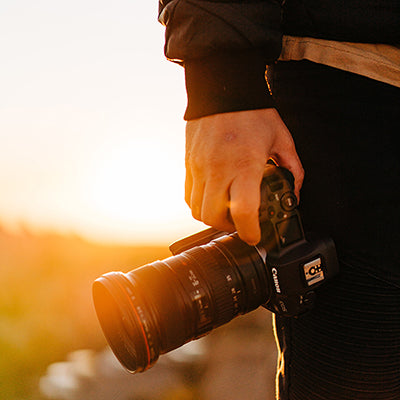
(92, 233, 269, 373)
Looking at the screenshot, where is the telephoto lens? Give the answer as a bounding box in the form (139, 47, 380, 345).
(93, 165, 339, 374)
(92, 233, 269, 373)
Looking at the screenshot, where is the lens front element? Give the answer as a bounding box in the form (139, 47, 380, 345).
(93, 233, 269, 373)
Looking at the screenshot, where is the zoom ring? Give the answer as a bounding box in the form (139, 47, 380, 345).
(186, 245, 242, 330)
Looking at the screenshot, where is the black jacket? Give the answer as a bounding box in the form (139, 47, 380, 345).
(158, 0, 400, 119)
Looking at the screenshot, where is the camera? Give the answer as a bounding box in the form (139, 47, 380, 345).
(92, 165, 339, 373)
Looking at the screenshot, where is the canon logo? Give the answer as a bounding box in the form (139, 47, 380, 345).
(271, 268, 281, 293)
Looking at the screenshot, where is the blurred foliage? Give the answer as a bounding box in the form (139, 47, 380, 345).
(0, 224, 170, 400)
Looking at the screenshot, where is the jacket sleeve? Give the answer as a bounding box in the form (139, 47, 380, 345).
(158, 0, 283, 120)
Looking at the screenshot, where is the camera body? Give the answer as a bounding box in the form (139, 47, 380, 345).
(93, 165, 339, 373)
(170, 165, 339, 317)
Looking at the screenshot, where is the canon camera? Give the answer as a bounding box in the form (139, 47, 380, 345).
(92, 165, 339, 373)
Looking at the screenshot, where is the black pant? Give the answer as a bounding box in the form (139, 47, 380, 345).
(269, 61, 400, 399)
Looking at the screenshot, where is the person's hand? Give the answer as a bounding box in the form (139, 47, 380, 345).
(185, 108, 304, 245)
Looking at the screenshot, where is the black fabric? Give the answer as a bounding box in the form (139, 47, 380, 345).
(269, 60, 400, 285)
(159, 0, 400, 119)
(184, 51, 275, 120)
(282, 0, 400, 44)
(275, 261, 400, 400)
(159, 0, 282, 62)
(269, 60, 400, 399)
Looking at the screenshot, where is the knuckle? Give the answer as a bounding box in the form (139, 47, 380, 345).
(233, 155, 266, 177)
(207, 167, 225, 183)
(234, 155, 260, 172)
(204, 153, 226, 172)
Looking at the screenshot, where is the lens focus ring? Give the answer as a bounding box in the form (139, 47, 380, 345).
(184, 245, 243, 329)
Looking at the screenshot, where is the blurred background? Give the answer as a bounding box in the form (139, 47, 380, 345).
(0, 1, 277, 399)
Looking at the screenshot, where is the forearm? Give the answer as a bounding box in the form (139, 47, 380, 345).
(159, 0, 283, 119)
(159, 0, 283, 62)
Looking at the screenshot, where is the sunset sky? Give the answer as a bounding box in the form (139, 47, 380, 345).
(0, 0, 205, 244)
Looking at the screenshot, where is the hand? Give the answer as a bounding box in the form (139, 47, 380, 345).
(185, 108, 304, 245)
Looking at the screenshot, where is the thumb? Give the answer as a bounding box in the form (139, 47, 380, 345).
(272, 150, 304, 202)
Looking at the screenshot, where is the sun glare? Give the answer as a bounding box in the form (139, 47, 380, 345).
(78, 136, 204, 244)
(0, 0, 203, 245)
(88, 140, 172, 222)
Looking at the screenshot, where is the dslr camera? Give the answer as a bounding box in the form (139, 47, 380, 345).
(92, 165, 339, 373)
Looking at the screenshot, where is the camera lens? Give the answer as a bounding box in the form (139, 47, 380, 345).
(92, 233, 269, 373)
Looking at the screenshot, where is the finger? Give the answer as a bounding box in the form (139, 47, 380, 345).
(229, 173, 263, 245)
(184, 167, 193, 207)
(201, 180, 235, 233)
(272, 146, 304, 202)
(190, 178, 205, 221)
(276, 156, 304, 201)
